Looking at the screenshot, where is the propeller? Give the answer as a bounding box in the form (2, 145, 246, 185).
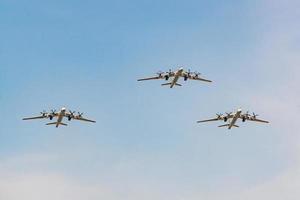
(40, 110, 47, 116)
(225, 112, 232, 116)
(51, 109, 56, 114)
(187, 69, 192, 76)
(193, 71, 201, 78)
(216, 113, 223, 119)
(168, 69, 173, 76)
(77, 112, 83, 118)
(252, 112, 259, 118)
(69, 110, 76, 116)
(223, 113, 230, 122)
(156, 71, 163, 77)
(244, 111, 250, 117)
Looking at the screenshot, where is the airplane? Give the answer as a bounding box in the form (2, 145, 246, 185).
(137, 67, 212, 88)
(197, 108, 269, 129)
(22, 107, 96, 128)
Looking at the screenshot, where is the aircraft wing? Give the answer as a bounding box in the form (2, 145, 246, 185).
(190, 76, 212, 82)
(137, 76, 163, 81)
(248, 118, 269, 123)
(73, 116, 96, 123)
(23, 115, 47, 120)
(197, 118, 221, 123)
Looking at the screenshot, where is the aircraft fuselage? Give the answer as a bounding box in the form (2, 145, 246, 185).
(56, 108, 66, 128)
(228, 109, 242, 129)
(170, 68, 184, 88)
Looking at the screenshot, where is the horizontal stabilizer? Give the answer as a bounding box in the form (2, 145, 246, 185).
(46, 122, 68, 126)
(46, 122, 57, 126)
(161, 83, 182, 87)
(218, 124, 239, 128)
(218, 124, 230, 128)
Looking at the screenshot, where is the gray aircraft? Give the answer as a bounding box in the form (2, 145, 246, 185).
(138, 67, 212, 88)
(23, 107, 96, 128)
(197, 108, 269, 129)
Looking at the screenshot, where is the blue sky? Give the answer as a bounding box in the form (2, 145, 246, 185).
(0, 0, 299, 199)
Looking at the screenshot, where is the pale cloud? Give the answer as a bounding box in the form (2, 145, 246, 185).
(0, 150, 299, 200)
(234, 0, 300, 199)
(241, 168, 300, 200)
(0, 172, 115, 200)
(0, 153, 170, 200)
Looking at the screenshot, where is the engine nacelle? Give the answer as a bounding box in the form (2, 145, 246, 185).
(68, 116, 72, 121)
(184, 76, 188, 81)
(242, 117, 246, 122)
(224, 117, 228, 122)
(49, 115, 53, 120)
(165, 75, 169, 81)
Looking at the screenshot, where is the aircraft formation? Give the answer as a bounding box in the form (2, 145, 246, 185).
(23, 66, 269, 130)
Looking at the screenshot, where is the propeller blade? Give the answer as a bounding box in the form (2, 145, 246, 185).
(252, 112, 259, 118)
(40, 110, 47, 116)
(216, 113, 223, 118)
(157, 71, 163, 76)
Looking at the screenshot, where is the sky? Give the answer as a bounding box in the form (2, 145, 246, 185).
(0, 0, 299, 199)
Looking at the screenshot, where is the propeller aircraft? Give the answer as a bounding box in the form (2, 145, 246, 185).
(138, 67, 212, 88)
(197, 108, 269, 129)
(23, 107, 96, 128)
